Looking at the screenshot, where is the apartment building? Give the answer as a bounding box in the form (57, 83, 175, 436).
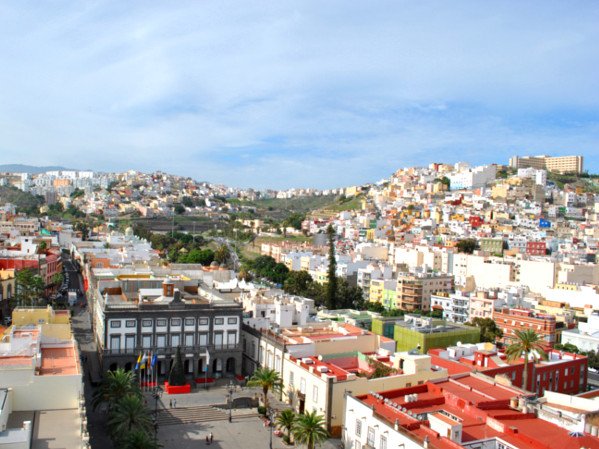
(493, 308, 557, 348)
(0, 306, 87, 449)
(431, 291, 470, 323)
(429, 342, 587, 395)
(509, 155, 584, 174)
(395, 271, 454, 312)
(561, 311, 599, 352)
(344, 373, 598, 449)
(282, 350, 448, 436)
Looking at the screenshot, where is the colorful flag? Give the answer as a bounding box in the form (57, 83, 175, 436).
(151, 353, 158, 368)
(139, 352, 148, 370)
(134, 352, 142, 370)
(205, 351, 210, 372)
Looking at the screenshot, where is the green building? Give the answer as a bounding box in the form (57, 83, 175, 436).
(372, 314, 480, 354)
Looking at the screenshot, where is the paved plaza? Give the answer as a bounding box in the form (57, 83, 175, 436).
(72, 303, 341, 449)
(159, 415, 341, 449)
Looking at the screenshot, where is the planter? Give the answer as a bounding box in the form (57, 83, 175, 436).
(164, 382, 191, 394)
(195, 377, 215, 384)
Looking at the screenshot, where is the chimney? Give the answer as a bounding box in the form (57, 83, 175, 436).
(163, 278, 174, 297)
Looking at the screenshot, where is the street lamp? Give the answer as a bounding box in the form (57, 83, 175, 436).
(227, 380, 235, 423)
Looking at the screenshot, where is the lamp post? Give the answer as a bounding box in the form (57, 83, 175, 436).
(227, 380, 235, 423)
(268, 408, 275, 449)
(152, 386, 163, 444)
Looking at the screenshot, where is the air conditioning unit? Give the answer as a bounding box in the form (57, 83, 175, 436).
(302, 358, 314, 364)
(317, 366, 328, 373)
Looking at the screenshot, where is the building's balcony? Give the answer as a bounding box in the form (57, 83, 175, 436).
(103, 343, 241, 356)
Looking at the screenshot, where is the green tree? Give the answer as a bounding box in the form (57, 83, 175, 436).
(325, 225, 337, 309)
(92, 368, 141, 411)
(247, 367, 282, 410)
(456, 238, 478, 254)
(70, 188, 85, 198)
(168, 346, 186, 386)
(214, 244, 230, 264)
(15, 268, 45, 307)
(122, 429, 162, 449)
(107, 394, 153, 441)
(184, 248, 215, 265)
(505, 329, 547, 392)
(366, 301, 386, 313)
(174, 204, 186, 214)
(336, 278, 364, 310)
(51, 272, 63, 286)
(283, 213, 305, 231)
(270, 263, 290, 285)
(74, 221, 90, 240)
(283, 270, 314, 296)
(466, 318, 502, 343)
(554, 342, 580, 354)
(291, 411, 328, 449)
(276, 409, 296, 445)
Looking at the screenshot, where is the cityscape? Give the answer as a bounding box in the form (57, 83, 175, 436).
(1, 2, 599, 449)
(0, 154, 598, 449)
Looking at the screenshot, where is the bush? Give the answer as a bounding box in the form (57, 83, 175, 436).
(258, 405, 267, 415)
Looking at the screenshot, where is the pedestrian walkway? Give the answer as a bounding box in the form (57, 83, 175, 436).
(156, 405, 227, 426)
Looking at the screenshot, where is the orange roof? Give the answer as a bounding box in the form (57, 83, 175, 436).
(40, 346, 79, 375)
(0, 356, 32, 367)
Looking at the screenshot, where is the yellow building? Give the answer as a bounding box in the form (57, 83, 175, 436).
(1, 269, 15, 322)
(0, 306, 82, 411)
(369, 279, 385, 303)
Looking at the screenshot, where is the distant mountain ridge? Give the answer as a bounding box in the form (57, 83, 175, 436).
(0, 164, 77, 173)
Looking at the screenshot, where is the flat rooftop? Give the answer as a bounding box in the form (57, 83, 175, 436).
(355, 374, 599, 449)
(40, 346, 79, 376)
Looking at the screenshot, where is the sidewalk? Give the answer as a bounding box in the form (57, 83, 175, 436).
(70, 304, 114, 449)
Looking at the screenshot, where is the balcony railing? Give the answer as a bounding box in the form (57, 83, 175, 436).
(103, 343, 241, 356)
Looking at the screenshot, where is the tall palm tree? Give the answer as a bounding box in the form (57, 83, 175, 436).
(276, 409, 296, 444)
(92, 368, 141, 411)
(506, 329, 547, 392)
(107, 394, 152, 441)
(247, 367, 282, 409)
(292, 411, 328, 449)
(122, 428, 162, 449)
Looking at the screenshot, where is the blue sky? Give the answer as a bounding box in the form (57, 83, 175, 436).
(1, 1, 598, 189)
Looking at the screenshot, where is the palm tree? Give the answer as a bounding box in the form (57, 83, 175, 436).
(247, 367, 282, 409)
(92, 368, 141, 411)
(122, 428, 162, 449)
(292, 411, 328, 449)
(276, 409, 296, 444)
(107, 394, 152, 441)
(506, 329, 548, 392)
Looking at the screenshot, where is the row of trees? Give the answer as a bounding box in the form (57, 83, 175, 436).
(92, 369, 159, 449)
(247, 367, 328, 449)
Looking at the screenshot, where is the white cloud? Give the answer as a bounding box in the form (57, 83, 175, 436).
(0, 1, 598, 188)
